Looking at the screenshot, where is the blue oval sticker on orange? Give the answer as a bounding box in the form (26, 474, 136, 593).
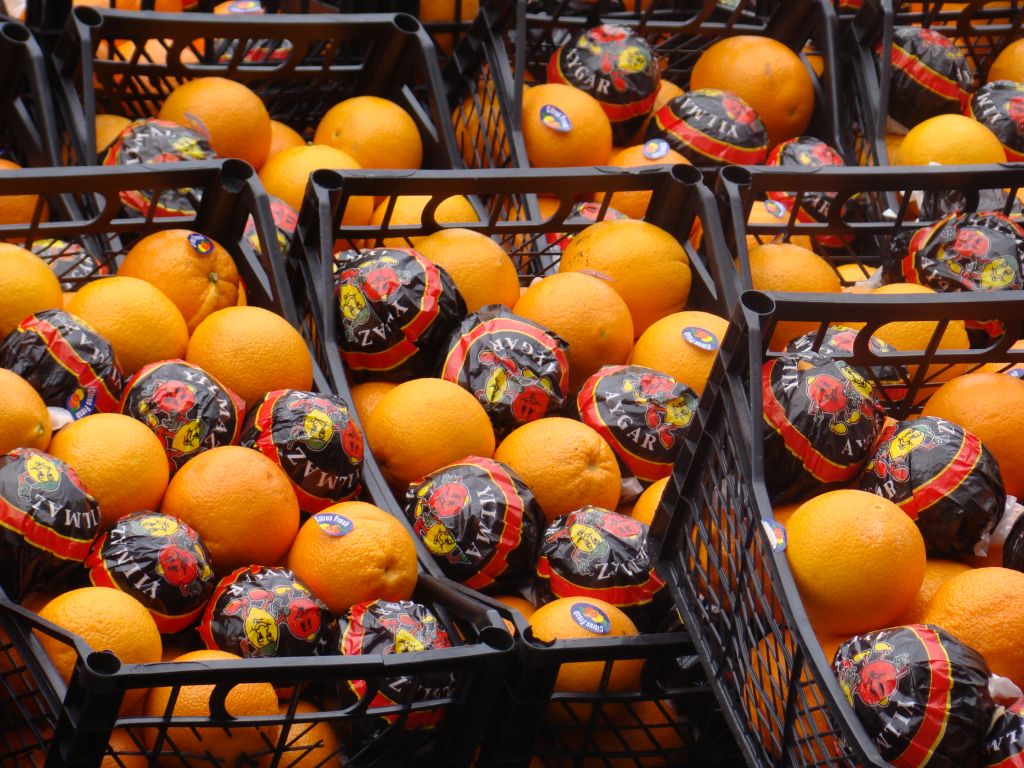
(642, 138, 670, 160)
(314, 512, 353, 537)
(681, 326, 719, 351)
(540, 104, 572, 133)
(187, 232, 214, 255)
(570, 602, 611, 635)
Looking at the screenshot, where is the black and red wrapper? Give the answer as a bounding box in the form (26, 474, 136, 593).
(87, 511, 215, 634)
(762, 353, 886, 503)
(438, 305, 569, 438)
(834, 624, 994, 768)
(404, 456, 544, 592)
(334, 247, 466, 381)
(0, 448, 100, 601)
(860, 416, 1005, 558)
(0, 309, 123, 420)
(241, 389, 363, 513)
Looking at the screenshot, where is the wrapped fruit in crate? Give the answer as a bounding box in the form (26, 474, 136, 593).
(49, 4, 499, 189)
(651, 288, 1024, 767)
(287, 165, 745, 766)
(0, 160, 511, 767)
(842, 0, 1024, 166)
(712, 163, 1024, 361)
(462, 0, 846, 173)
(0, 19, 62, 169)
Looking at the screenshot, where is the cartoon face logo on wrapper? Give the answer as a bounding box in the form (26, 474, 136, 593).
(839, 641, 911, 708)
(18, 453, 61, 499)
(869, 422, 951, 483)
(805, 365, 877, 437)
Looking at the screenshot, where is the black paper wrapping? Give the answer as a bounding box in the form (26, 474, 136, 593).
(404, 456, 544, 592)
(577, 363, 698, 483)
(120, 359, 245, 474)
(334, 247, 466, 381)
(859, 416, 1005, 557)
(87, 510, 215, 634)
(644, 89, 769, 167)
(535, 505, 667, 630)
(546, 23, 661, 145)
(834, 624, 994, 768)
(437, 305, 570, 438)
(0, 448, 100, 601)
(762, 353, 886, 503)
(199, 564, 337, 658)
(31, 239, 107, 290)
(877, 26, 973, 129)
(969, 80, 1024, 162)
(0, 309, 123, 420)
(102, 118, 217, 217)
(240, 389, 363, 513)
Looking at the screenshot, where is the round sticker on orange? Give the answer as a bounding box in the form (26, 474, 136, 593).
(642, 138, 670, 160)
(570, 602, 612, 635)
(187, 232, 214, 255)
(681, 326, 719, 351)
(540, 104, 572, 133)
(314, 512, 353, 537)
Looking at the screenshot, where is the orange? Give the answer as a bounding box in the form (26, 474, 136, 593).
(493, 417, 620, 522)
(785, 489, 926, 635)
(593, 144, 691, 219)
(419, 0, 480, 53)
(0, 369, 51, 454)
(0, 159, 46, 231)
(95, 114, 131, 154)
(36, 587, 161, 713)
(264, 120, 306, 165)
(158, 77, 271, 169)
(264, 700, 341, 767)
(894, 559, 972, 625)
(745, 200, 813, 253)
(569, 699, 685, 767)
(836, 262, 876, 285)
(185, 306, 313, 407)
(744, 242, 841, 350)
(988, 38, 1024, 82)
(631, 476, 669, 526)
(529, 597, 641, 693)
(143, 649, 278, 764)
(895, 114, 1006, 165)
(629, 310, 730, 395)
(118, 229, 240, 333)
(923, 567, 1024, 686)
(921, 371, 1024, 499)
(521, 83, 613, 168)
(514, 272, 634, 390)
(102, 728, 147, 768)
(348, 381, 397, 424)
(258, 145, 371, 225)
(364, 378, 495, 490)
(863, 283, 970, 395)
(415, 228, 520, 312)
(160, 445, 299, 572)
(559, 219, 691, 337)
(493, 594, 536, 622)
(66, 276, 188, 375)
(47, 413, 170, 530)
(690, 35, 814, 146)
(0, 243, 63, 337)
(367, 195, 479, 248)
(451, 83, 513, 168)
(314, 96, 423, 170)
(286, 500, 417, 614)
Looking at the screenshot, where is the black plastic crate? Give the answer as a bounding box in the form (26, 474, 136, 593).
(0, 161, 512, 767)
(843, 0, 1024, 166)
(49, 7, 471, 171)
(650, 289, 1024, 767)
(481, 0, 846, 166)
(712, 163, 1024, 316)
(463, 586, 743, 768)
(0, 19, 62, 168)
(285, 165, 733, 766)
(2, 575, 511, 768)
